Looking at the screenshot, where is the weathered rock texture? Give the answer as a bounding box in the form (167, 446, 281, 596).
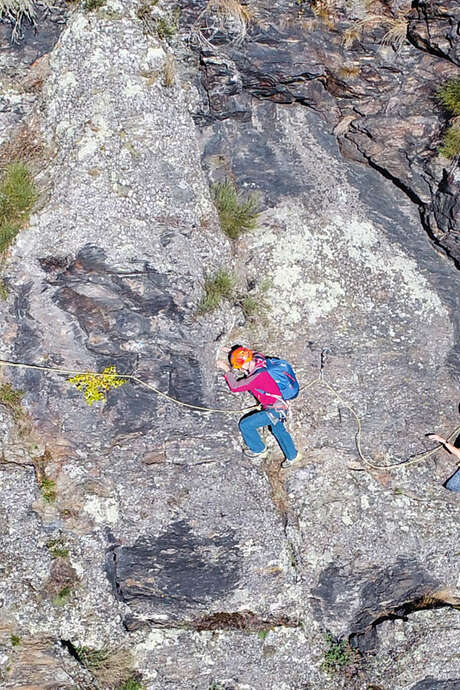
(181, 0, 460, 262)
(0, 1, 459, 689)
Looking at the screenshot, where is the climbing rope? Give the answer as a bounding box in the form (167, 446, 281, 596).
(298, 348, 460, 471)
(0, 359, 255, 415)
(0, 354, 458, 472)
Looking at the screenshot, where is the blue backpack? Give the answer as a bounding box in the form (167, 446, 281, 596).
(264, 357, 299, 401)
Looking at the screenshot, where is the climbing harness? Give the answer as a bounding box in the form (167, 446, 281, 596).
(0, 353, 459, 473)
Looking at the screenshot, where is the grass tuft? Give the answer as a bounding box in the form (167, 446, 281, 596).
(82, 0, 106, 10)
(74, 646, 137, 687)
(212, 180, 259, 239)
(192, 0, 254, 49)
(0, 0, 39, 42)
(163, 53, 176, 87)
(10, 634, 21, 646)
(437, 78, 460, 116)
(117, 679, 145, 690)
(53, 585, 71, 606)
(439, 125, 460, 159)
(0, 162, 37, 256)
(40, 476, 57, 503)
(343, 14, 408, 51)
(321, 633, 358, 674)
(198, 270, 234, 314)
(46, 537, 69, 559)
(0, 382, 24, 420)
(0, 278, 8, 300)
(155, 9, 179, 40)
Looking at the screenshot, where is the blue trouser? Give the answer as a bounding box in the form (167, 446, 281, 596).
(239, 409, 298, 460)
(444, 467, 460, 493)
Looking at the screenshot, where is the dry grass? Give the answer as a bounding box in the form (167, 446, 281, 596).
(192, 0, 255, 48)
(75, 646, 136, 687)
(343, 14, 408, 51)
(0, 1, 53, 42)
(0, 123, 44, 168)
(337, 64, 361, 80)
(0, 382, 24, 421)
(380, 17, 408, 51)
(163, 53, 176, 88)
(311, 0, 336, 29)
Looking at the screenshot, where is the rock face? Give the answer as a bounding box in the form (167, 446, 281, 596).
(0, 1, 459, 689)
(182, 0, 460, 262)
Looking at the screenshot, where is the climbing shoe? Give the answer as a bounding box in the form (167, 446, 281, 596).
(281, 452, 303, 469)
(243, 447, 268, 459)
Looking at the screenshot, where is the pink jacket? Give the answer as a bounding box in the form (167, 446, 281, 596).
(224, 361, 283, 409)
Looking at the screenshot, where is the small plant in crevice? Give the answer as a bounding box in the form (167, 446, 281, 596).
(73, 645, 111, 669)
(257, 629, 269, 640)
(0, 162, 37, 256)
(0, 382, 25, 420)
(46, 537, 69, 559)
(0, 123, 44, 167)
(212, 180, 259, 240)
(240, 278, 271, 322)
(53, 585, 72, 607)
(117, 678, 145, 690)
(40, 476, 57, 503)
(0, 0, 40, 42)
(439, 126, 460, 159)
(198, 269, 235, 314)
(192, 0, 254, 49)
(163, 53, 176, 87)
(436, 78, 460, 159)
(67, 366, 128, 406)
(82, 0, 106, 11)
(437, 78, 460, 116)
(343, 14, 408, 52)
(155, 9, 180, 40)
(10, 634, 21, 647)
(321, 632, 359, 675)
(0, 278, 9, 300)
(71, 644, 137, 687)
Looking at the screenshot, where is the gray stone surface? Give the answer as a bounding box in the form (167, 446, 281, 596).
(0, 1, 459, 689)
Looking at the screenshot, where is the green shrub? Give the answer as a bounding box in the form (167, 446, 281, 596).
(53, 586, 71, 606)
(321, 633, 356, 674)
(0, 162, 37, 255)
(0, 382, 24, 420)
(40, 477, 57, 503)
(212, 180, 259, 239)
(240, 278, 271, 321)
(82, 0, 106, 10)
(439, 125, 460, 159)
(0, 278, 8, 300)
(74, 646, 111, 669)
(437, 78, 460, 116)
(155, 10, 179, 39)
(117, 679, 145, 690)
(46, 538, 69, 559)
(198, 270, 234, 314)
(10, 634, 21, 646)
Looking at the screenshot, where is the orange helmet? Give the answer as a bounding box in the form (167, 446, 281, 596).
(230, 346, 253, 369)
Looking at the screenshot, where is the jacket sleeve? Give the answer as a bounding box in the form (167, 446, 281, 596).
(224, 370, 262, 393)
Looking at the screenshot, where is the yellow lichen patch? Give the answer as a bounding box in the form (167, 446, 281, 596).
(67, 366, 127, 406)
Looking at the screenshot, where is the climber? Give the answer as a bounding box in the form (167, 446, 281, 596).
(427, 433, 460, 493)
(217, 345, 302, 467)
